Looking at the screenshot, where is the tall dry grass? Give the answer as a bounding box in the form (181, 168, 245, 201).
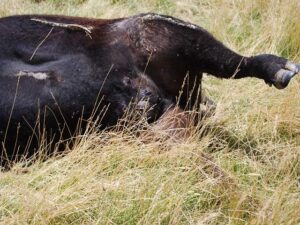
(0, 0, 300, 224)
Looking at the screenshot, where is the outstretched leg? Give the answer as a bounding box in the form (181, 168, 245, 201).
(187, 22, 300, 89)
(129, 13, 300, 93)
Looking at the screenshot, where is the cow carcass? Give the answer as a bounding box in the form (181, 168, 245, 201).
(0, 13, 299, 163)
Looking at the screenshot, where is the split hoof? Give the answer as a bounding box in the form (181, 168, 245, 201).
(273, 62, 300, 89)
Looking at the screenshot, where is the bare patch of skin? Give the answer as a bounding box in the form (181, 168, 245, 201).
(16, 71, 49, 80)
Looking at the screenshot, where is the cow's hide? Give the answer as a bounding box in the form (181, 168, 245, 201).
(0, 13, 299, 164)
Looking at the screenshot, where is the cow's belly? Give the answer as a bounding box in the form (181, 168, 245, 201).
(0, 55, 100, 149)
(0, 53, 142, 155)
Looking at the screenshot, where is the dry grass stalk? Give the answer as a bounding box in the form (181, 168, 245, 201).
(30, 18, 93, 38)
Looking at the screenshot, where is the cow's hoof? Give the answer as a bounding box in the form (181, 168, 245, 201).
(273, 62, 300, 89)
(273, 69, 296, 89)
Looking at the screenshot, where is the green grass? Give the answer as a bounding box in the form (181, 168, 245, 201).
(1, 0, 300, 224)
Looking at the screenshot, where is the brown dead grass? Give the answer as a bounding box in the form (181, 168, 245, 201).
(0, 0, 300, 224)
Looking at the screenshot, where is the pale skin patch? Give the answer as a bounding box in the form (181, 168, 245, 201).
(16, 71, 49, 80)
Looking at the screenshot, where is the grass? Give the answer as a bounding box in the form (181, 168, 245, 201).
(1, 0, 300, 224)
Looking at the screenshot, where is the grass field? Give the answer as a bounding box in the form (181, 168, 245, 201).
(1, 0, 300, 224)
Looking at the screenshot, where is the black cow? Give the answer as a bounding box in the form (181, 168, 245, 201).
(0, 13, 299, 164)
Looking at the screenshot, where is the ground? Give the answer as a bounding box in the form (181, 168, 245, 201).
(0, 0, 300, 224)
